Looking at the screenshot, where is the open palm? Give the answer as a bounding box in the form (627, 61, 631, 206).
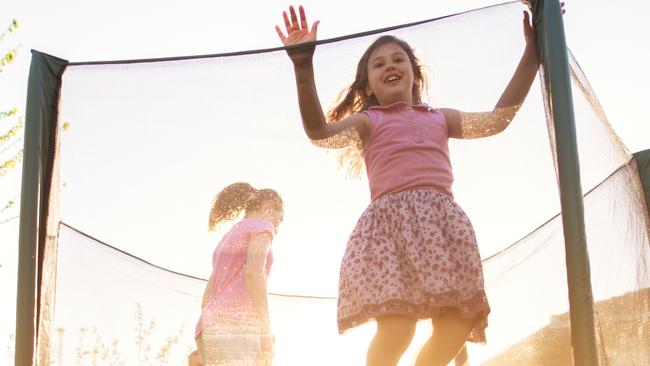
(275, 5, 320, 64)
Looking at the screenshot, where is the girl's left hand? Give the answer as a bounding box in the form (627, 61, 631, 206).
(523, 2, 565, 58)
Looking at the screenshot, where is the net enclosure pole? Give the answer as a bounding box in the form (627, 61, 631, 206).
(531, 0, 600, 365)
(15, 50, 67, 366)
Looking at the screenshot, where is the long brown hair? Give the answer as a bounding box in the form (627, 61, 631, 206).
(327, 35, 428, 121)
(208, 182, 283, 231)
(323, 35, 428, 178)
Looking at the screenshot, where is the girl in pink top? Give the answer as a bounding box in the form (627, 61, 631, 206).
(195, 182, 283, 366)
(276, 4, 561, 366)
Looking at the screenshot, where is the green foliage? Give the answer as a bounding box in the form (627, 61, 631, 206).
(0, 108, 18, 119)
(0, 149, 23, 177)
(5, 333, 15, 365)
(133, 303, 183, 366)
(41, 303, 185, 366)
(0, 46, 20, 73)
(0, 199, 15, 214)
(0, 19, 20, 73)
(72, 327, 125, 366)
(0, 19, 22, 227)
(0, 19, 19, 42)
(0, 131, 23, 178)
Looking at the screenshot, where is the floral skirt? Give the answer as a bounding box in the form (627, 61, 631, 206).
(337, 189, 490, 343)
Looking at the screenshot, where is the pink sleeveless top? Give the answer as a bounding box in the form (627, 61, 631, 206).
(195, 218, 275, 337)
(363, 102, 454, 200)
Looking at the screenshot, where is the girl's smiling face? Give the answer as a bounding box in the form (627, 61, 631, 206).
(366, 42, 417, 106)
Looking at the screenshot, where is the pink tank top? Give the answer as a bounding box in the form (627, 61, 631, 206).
(195, 218, 274, 337)
(363, 102, 454, 200)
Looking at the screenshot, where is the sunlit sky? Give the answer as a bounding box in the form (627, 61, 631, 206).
(1, 0, 649, 364)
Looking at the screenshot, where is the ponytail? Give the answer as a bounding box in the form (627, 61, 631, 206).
(208, 182, 283, 231)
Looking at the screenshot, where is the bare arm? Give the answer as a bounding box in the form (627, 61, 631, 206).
(244, 232, 273, 336)
(446, 10, 541, 139)
(291, 61, 328, 139)
(276, 5, 369, 142)
(201, 275, 214, 308)
(494, 11, 540, 110)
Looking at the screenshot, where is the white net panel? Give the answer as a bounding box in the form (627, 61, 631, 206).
(47, 1, 649, 365)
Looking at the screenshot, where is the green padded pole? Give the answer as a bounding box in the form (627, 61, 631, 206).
(15, 50, 67, 366)
(532, 1, 599, 365)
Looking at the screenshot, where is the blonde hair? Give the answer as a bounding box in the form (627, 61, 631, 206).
(208, 182, 283, 231)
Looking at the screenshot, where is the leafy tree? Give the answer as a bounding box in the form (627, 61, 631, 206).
(0, 18, 22, 228)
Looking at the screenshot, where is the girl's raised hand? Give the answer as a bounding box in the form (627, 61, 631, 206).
(522, 10, 538, 62)
(522, 2, 565, 61)
(275, 5, 320, 65)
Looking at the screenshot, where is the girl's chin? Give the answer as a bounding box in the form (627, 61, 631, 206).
(378, 96, 411, 106)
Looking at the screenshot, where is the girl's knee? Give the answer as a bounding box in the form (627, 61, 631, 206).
(377, 315, 417, 340)
(431, 311, 473, 340)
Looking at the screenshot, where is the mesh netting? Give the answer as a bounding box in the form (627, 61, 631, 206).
(41, 1, 650, 365)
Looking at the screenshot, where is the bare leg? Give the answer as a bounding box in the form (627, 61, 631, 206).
(367, 315, 417, 366)
(415, 311, 473, 366)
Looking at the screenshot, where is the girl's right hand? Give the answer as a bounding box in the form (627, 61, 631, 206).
(275, 5, 320, 65)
